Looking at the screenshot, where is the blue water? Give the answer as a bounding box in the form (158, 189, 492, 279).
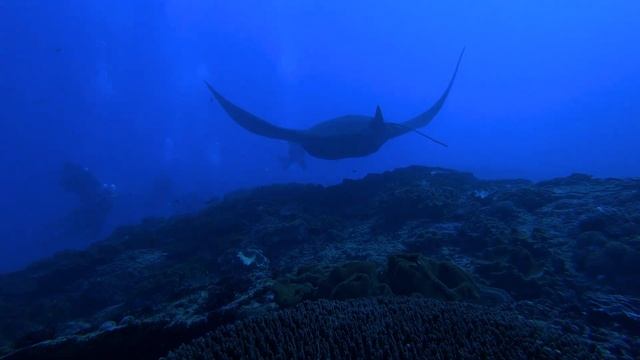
(1, 1, 639, 272)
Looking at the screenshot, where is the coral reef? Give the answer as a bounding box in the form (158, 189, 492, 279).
(271, 254, 480, 307)
(382, 253, 479, 300)
(1, 166, 639, 359)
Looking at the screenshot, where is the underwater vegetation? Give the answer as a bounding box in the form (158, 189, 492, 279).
(0, 166, 639, 359)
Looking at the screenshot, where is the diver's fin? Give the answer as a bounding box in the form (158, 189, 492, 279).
(398, 48, 464, 131)
(204, 81, 304, 142)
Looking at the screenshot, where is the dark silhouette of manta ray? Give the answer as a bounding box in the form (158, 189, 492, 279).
(205, 49, 464, 160)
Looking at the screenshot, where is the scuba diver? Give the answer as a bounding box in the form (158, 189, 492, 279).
(59, 162, 116, 241)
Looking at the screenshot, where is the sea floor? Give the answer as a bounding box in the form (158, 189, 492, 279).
(1, 166, 638, 359)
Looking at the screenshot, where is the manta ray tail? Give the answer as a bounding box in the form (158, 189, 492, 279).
(390, 123, 449, 147)
(399, 48, 465, 131)
(205, 81, 304, 142)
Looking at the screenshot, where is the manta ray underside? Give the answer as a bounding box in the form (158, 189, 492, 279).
(205, 49, 464, 161)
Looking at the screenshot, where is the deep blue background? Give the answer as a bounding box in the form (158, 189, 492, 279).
(1, 0, 639, 272)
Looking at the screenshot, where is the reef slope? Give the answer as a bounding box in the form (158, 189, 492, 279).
(1, 166, 639, 359)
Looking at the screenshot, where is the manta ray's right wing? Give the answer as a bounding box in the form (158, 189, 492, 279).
(397, 48, 465, 132)
(205, 81, 305, 142)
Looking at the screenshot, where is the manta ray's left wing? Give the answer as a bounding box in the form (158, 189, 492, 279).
(205, 81, 305, 142)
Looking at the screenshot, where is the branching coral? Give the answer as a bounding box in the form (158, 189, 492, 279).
(164, 297, 598, 360)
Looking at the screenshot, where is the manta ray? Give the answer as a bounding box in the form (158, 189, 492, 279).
(205, 49, 464, 161)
